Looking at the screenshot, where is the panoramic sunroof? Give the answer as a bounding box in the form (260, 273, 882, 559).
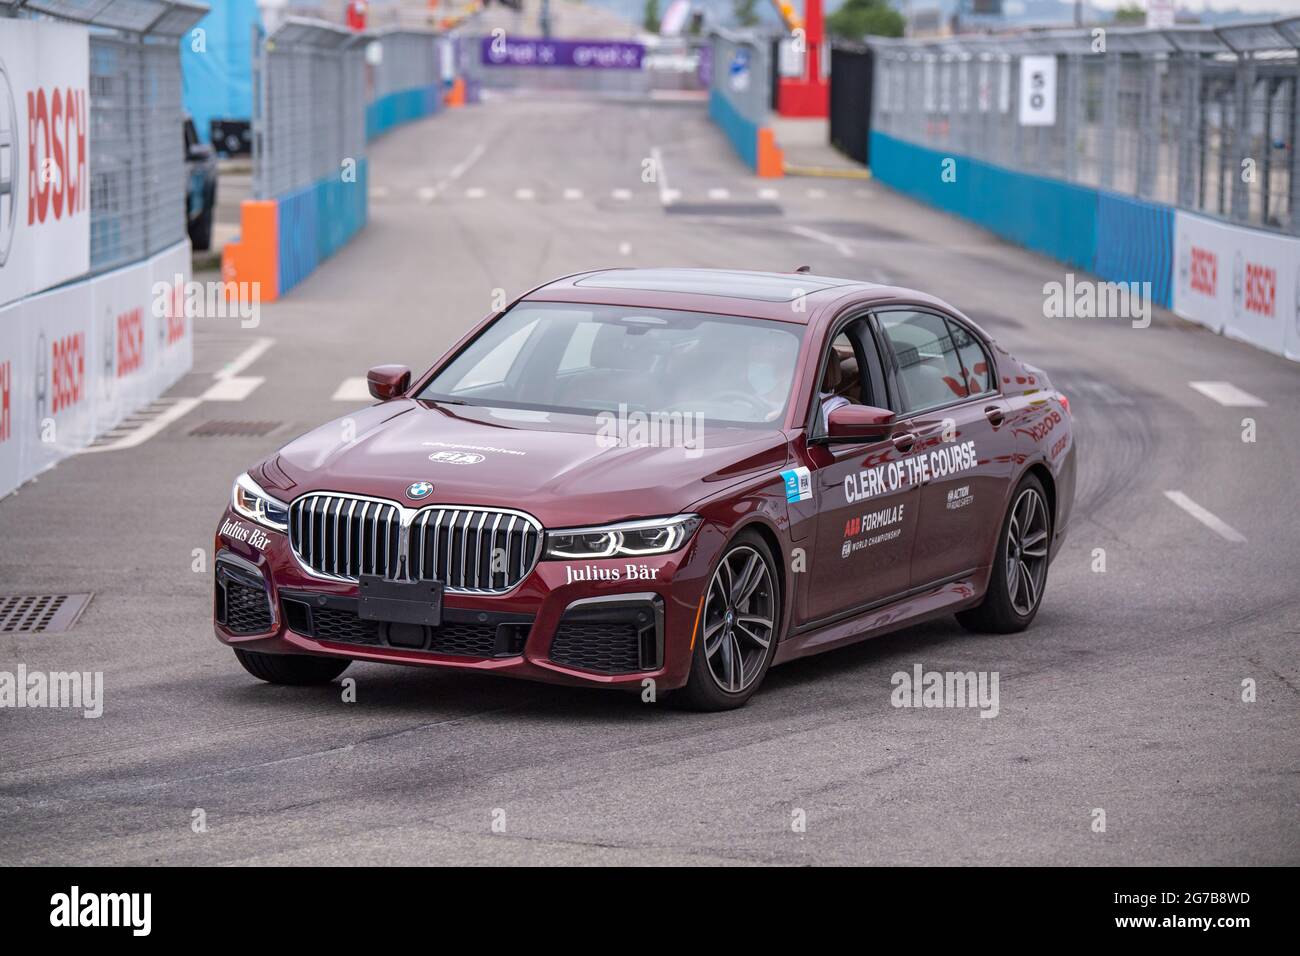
(574, 269, 851, 302)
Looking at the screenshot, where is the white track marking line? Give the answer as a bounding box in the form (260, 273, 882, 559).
(618, 242, 632, 255)
(332, 377, 372, 401)
(201, 376, 265, 401)
(369, 186, 389, 200)
(79, 399, 204, 453)
(442, 143, 486, 186)
(611, 188, 632, 201)
(790, 225, 852, 258)
(708, 187, 730, 200)
(1163, 491, 1246, 543)
(806, 188, 826, 199)
(465, 187, 485, 199)
(514, 187, 535, 200)
(416, 186, 437, 202)
(216, 337, 274, 380)
(79, 340, 274, 454)
(758, 187, 780, 200)
(563, 188, 583, 200)
(1188, 381, 1267, 407)
(650, 146, 675, 207)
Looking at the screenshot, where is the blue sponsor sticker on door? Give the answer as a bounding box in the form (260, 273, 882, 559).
(781, 466, 812, 503)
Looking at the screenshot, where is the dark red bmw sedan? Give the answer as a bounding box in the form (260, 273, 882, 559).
(214, 269, 1075, 709)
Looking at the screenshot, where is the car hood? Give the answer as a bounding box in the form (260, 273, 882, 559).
(263, 400, 790, 528)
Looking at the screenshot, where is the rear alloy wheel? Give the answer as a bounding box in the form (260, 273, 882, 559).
(675, 531, 780, 711)
(956, 474, 1051, 634)
(234, 648, 351, 686)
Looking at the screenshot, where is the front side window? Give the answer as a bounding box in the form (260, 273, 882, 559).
(878, 310, 970, 413)
(419, 302, 805, 426)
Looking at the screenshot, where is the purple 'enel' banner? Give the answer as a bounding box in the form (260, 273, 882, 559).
(480, 37, 645, 70)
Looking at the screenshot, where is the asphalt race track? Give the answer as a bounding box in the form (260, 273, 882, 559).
(1, 95, 1296, 865)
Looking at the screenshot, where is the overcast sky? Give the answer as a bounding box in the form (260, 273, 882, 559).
(1088, 0, 1299, 10)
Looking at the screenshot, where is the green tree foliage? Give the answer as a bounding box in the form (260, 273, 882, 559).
(644, 0, 661, 33)
(1114, 4, 1147, 24)
(733, 0, 761, 28)
(826, 0, 905, 41)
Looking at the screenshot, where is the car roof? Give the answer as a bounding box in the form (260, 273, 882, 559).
(521, 268, 964, 326)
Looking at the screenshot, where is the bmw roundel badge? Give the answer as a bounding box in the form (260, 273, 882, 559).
(406, 481, 434, 500)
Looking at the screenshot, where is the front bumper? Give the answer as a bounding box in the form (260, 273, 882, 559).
(212, 509, 713, 690)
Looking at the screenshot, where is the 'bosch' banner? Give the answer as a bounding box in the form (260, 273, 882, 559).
(1173, 210, 1300, 363)
(0, 239, 191, 499)
(0, 20, 91, 308)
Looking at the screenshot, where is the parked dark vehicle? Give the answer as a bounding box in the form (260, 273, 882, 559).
(185, 116, 217, 251)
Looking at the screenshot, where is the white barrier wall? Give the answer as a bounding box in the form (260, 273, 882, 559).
(0, 20, 92, 308)
(1173, 211, 1300, 362)
(0, 239, 192, 498)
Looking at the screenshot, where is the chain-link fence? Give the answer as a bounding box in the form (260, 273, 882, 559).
(869, 18, 1300, 236)
(2, 0, 209, 275)
(252, 20, 450, 200)
(372, 28, 442, 98)
(253, 18, 368, 201)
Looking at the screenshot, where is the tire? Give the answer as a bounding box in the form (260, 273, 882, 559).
(957, 473, 1052, 634)
(233, 648, 350, 686)
(189, 185, 214, 251)
(673, 529, 781, 711)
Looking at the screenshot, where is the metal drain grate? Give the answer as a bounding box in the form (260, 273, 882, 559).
(0, 594, 93, 634)
(189, 420, 283, 438)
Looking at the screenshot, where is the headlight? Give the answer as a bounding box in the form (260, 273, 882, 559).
(231, 472, 289, 532)
(544, 514, 701, 560)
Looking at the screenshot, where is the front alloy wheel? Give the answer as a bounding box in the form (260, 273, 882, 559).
(676, 531, 780, 710)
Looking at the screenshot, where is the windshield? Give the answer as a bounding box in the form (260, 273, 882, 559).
(418, 302, 804, 426)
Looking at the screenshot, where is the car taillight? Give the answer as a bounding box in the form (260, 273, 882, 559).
(1059, 393, 1071, 416)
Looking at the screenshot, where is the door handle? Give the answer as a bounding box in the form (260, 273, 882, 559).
(984, 405, 1005, 426)
(891, 432, 916, 453)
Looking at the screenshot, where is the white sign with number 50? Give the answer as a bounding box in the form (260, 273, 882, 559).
(1018, 55, 1057, 127)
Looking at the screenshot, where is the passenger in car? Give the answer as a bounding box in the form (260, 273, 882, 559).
(819, 354, 851, 429)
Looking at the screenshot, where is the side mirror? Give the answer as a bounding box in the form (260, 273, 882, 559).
(825, 404, 895, 441)
(366, 364, 411, 401)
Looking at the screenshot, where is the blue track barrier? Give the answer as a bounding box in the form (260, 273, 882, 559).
(366, 84, 443, 141)
(870, 130, 1176, 306)
(709, 88, 758, 170)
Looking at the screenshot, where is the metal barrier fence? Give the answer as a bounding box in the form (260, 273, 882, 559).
(253, 18, 368, 201)
(372, 28, 442, 99)
(711, 28, 776, 128)
(869, 18, 1300, 236)
(1, 0, 204, 497)
(707, 28, 783, 176)
(252, 22, 450, 200)
(2, 0, 208, 275)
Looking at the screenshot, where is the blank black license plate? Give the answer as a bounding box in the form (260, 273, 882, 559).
(357, 576, 443, 626)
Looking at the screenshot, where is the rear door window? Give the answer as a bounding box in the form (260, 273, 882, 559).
(877, 310, 970, 413)
(946, 319, 993, 395)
